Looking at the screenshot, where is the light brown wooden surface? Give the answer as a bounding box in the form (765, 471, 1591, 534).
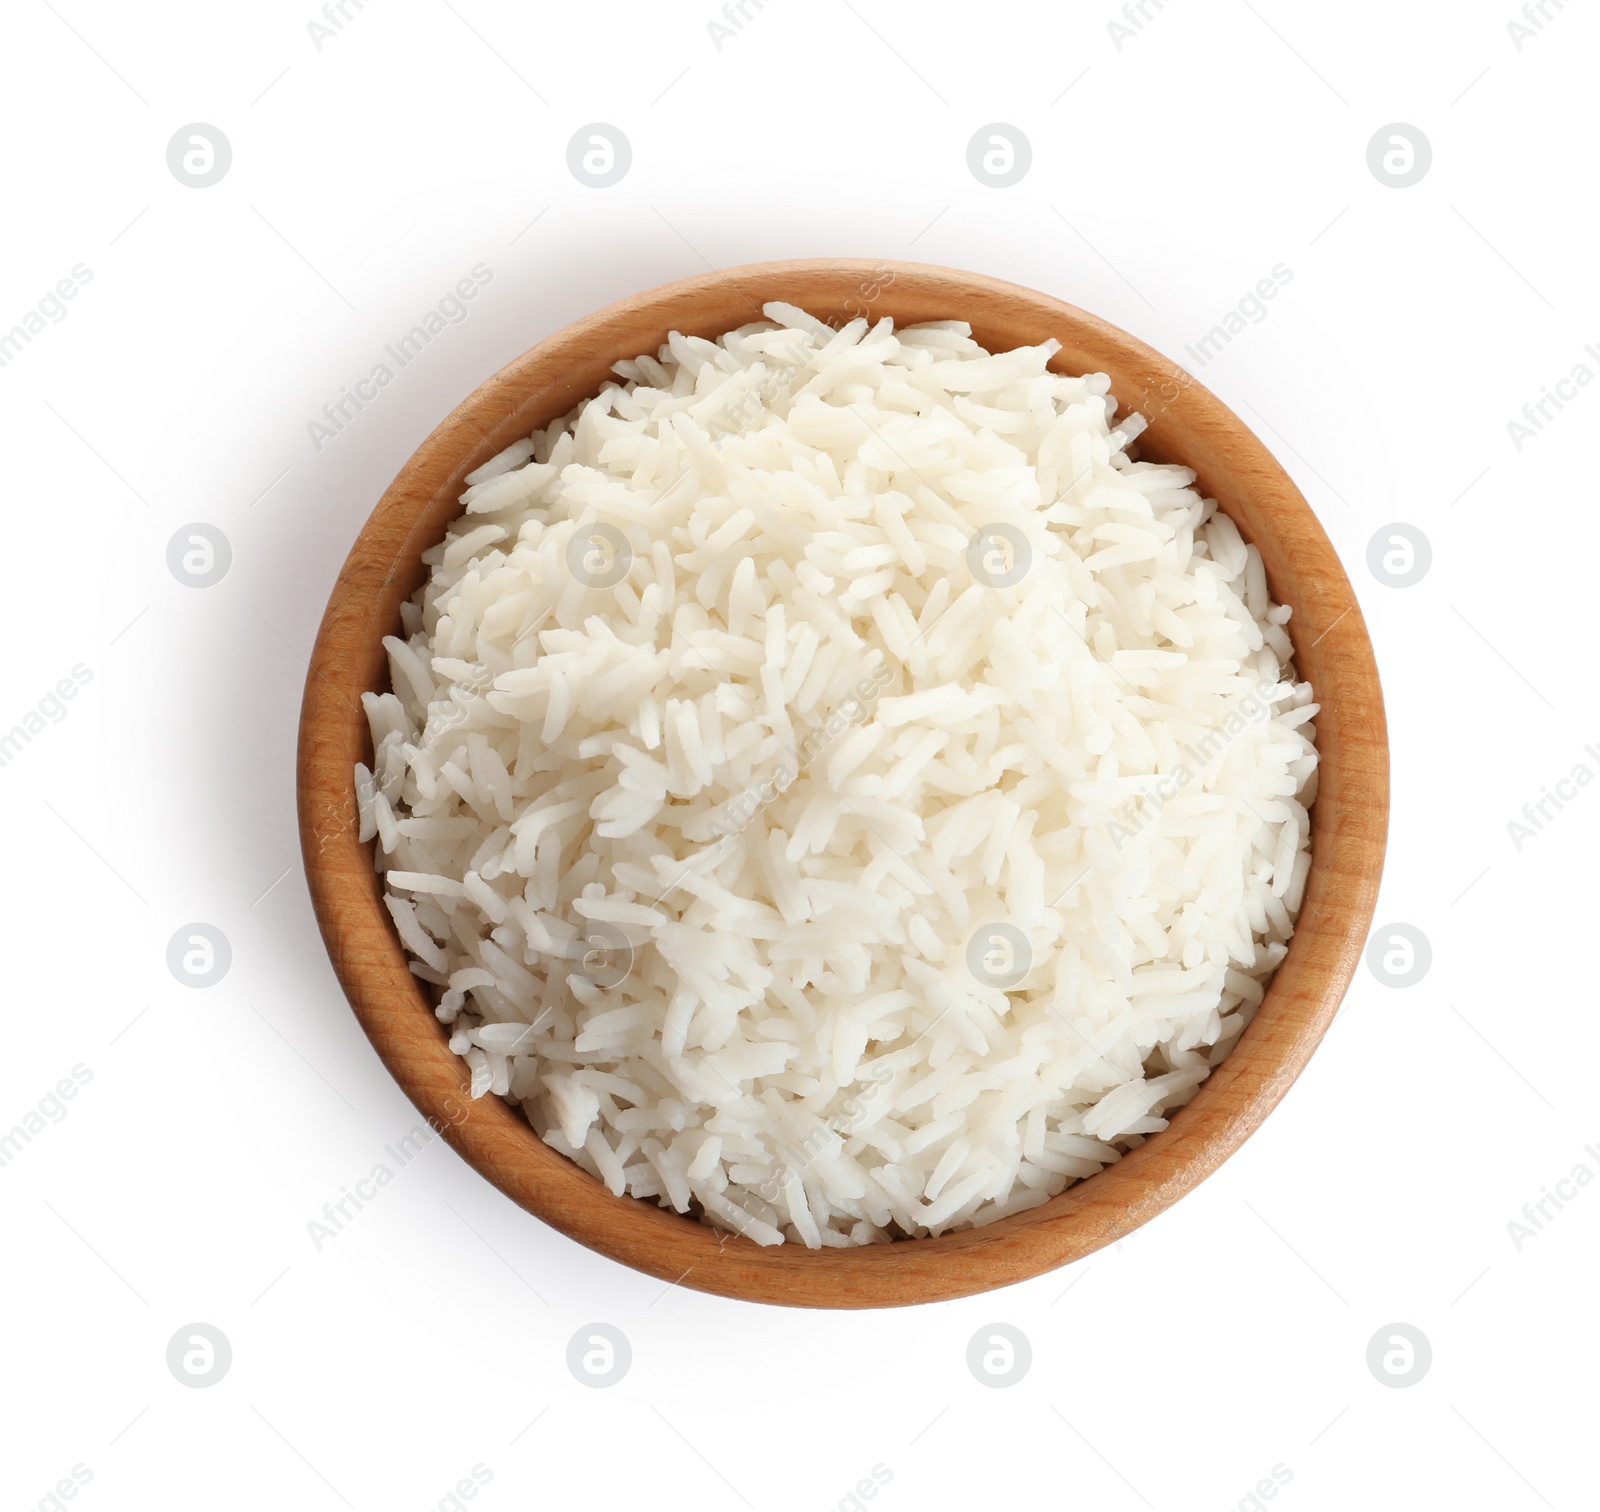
(296, 259, 1389, 1309)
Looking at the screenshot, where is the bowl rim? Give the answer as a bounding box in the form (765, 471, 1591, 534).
(297, 257, 1388, 1308)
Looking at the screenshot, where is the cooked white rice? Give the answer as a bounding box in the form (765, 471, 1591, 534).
(354, 302, 1319, 1248)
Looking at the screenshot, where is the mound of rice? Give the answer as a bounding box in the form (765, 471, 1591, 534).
(355, 301, 1319, 1248)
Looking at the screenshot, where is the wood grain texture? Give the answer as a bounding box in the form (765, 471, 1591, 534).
(297, 259, 1389, 1308)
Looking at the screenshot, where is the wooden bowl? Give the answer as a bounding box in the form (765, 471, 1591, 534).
(298, 259, 1388, 1308)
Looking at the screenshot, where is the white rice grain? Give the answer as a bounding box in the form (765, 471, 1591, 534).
(358, 303, 1319, 1248)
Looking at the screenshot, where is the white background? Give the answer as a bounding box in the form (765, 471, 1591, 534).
(1, 1, 1594, 1508)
